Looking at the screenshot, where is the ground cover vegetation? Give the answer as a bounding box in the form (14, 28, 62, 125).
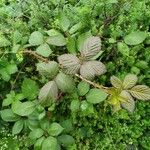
(0, 0, 150, 149)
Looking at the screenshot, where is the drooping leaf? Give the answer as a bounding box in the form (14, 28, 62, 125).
(77, 81, 90, 96)
(129, 85, 150, 100)
(48, 122, 64, 136)
(0, 109, 20, 122)
(58, 54, 81, 74)
(36, 61, 59, 79)
(12, 120, 24, 135)
(58, 12, 70, 31)
(29, 128, 44, 140)
(120, 90, 135, 113)
(29, 31, 44, 46)
(110, 76, 122, 89)
(86, 88, 108, 104)
(55, 72, 76, 93)
(12, 101, 35, 116)
(38, 81, 58, 107)
(80, 61, 106, 79)
(124, 31, 147, 45)
(58, 135, 75, 146)
(80, 36, 101, 60)
(46, 29, 66, 46)
(21, 78, 39, 100)
(42, 136, 58, 150)
(36, 43, 52, 57)
(123, 74, 138, 89)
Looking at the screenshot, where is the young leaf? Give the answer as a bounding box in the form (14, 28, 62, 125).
(12, 120, 24, 135)
(29, 128, 44, 140)
(48, 122, 64, 136)
(124, 31, 147, 45)
(38, 81, 58, 107)
(0, 109, 20, 122)
(80, 61, 106, 79)
(57, 135, 75, 146)
(29, 31, 44, 46)
(55, 72, 76, 93)
(21, 78, 39, 100)
(46, 29, 66, 46)
(36, 61, 59, 79)
(58, 54, 81, 74)
(80, 36, 101, 60)
(36, 43, 52, 57)
(70, 99, 80, 112)
(120, 90, 135, 113)
(110, 76, 123, 89)
(12, 101, 35, 116)
(117, 42, 129, 56)
(129, 85, 150, 100)
(66, 37, 77, 54)
(77, 81, 90, 96)
(86, 88, 108, 104)
(42, 136, 59, 150)
(123, 74, 138, 89)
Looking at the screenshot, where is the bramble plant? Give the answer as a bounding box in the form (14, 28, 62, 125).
(0, 0, 150, 149)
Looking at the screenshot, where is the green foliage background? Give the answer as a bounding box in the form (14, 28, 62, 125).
(0, 0, 150, 149)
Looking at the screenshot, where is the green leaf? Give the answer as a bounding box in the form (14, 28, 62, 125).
(58, 135, 75, 146)
(12, 30, 22, 44)
(0, 35, 11, 47)
(38, 81, 58, 107)
(36, 43, 52, 57)
(86, 89, 108, 104)
(48, 122, 64, 136)
(124, 31, 147, 45)
(67, 37, 77, 54)
(77, 81, 90, 96)
(29, 128, 44, 140)
(70, 99, 80, 112)
(21, 78, 39, 100)
(42, 136, 59, 150)
(120, 90, 135, 113)
(129, 85, 150, 100)
(58, 54, 81, 74)
(80, 36, 102, 60)
(6, 64, 18, 75)
(46, 29, 66, 46)
(2, 91, 15, 106)
(117, 42, 129, 56)
(34, 136, 45, 150)
(0, 109, 20, 122)
(80, 101, 94, 115)
(12, 120, 24, 135)
(123, 74, 138, 89)
(36, 61, 59, 79)
(12, 101, 35, 116)
(59, 12, 70, 31)
(0, 69, 10, 81)
(55, 72, 76, 93)
(29, 31, 44, 46)
(110, 76, 122, 89)
(69, 22, 82, 34)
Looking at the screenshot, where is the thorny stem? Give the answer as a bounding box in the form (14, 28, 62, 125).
(23, 49, 110, 93)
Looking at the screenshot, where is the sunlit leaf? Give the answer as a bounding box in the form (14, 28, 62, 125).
(129, 85, 150, 100)
(12, 120, 24, 135)
(80, 36, 101, 60)
(110, 76, 122, 89)
(58, 54, 81, 74)
(38, 81, 58, 107)
(123, 74, 138, 89)
(80, 61, 106, 79)
(77, 81, 90, 96)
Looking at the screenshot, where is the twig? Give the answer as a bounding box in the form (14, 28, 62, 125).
(23, 50, 48, 63)
(75, 74, 110, 93)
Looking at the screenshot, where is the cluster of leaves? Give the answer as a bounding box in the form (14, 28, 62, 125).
(0, 0, 150, 149)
